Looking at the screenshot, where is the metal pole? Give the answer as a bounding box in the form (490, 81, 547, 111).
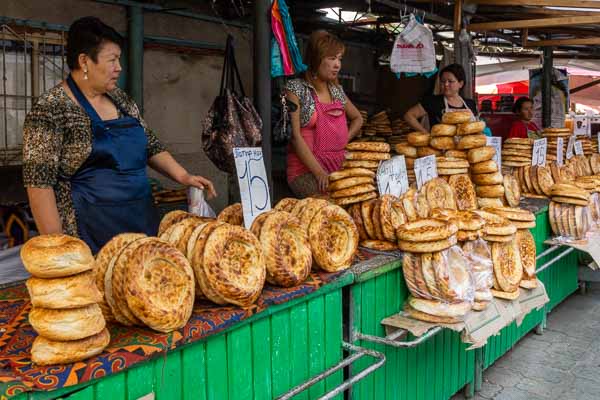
(542, 46, 553, 128)
(127, 5, 144, 112)
(254, 0, 272, 195)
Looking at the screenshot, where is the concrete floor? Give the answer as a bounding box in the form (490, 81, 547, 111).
(453, 284, 600, 400)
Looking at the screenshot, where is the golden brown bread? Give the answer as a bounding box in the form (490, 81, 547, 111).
(467, 146, 496, 164)
(424, 177, 457, 210)
(361, 200, 377, 239)
(29, 304, 105, 341)
(332, 191, 377, 206)
(491, 288, 520, 300)
(417, 146, 443, 157)
(94, 233, 146, 320)
(330, 184, 376, 199)
(21, 234, 94, 278)
(201, 224, 266, 306)
(158, 210, 190, 237)
(371, 200, 385, 241)
(472, 171, 504, 186)
(308, 205, 358, 272)
(402, 253, 420, 298)
(188, 221, 224, 300)
(471, 160, 499, 174)
(31, 328, 110, 365)
(360, 240, 397, 251)
(432, 247, 472, 303)
(404, 304, 463, 324)
(503, 174, 521, 208)
(328, 176, 374, 192)
(407, 132, 431, 147)
(329, 168, 376, 181)
(294, 198, 331, 231)
(345, 151, 391, 161)
(106, 238, 157, 326)
(408, 296, 471, 317)
(217, 203, 244, 225)
(159, 217, 206, 255)
(457, 134, 487, 150)
(491, 239, 523, 293)
(421, 253, 442, 299)
(255, 211, 312, 287)
(274, 197, 299, 213)
(398, 236, 457, 253)
(476, 184, 505, 198)
(516, 229, 536, 279)
(124, 239, 195, 332)
(448, 174, 477, 211)
(430, 136, 456, 150)
(442, 111, 472, 125)
(457, 121, 486, 136)
(396, 218, 458, 242)
(27, 271, 102, 309)
(380, 195, 406, 242)
(346, 142, 391, 152)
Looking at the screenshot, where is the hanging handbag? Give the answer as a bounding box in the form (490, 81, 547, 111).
(271, 79, 298, 147)
(202, 35, 263, 174)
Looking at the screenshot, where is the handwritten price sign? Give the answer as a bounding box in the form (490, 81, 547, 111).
(233, 147, 272, 229)
(557, 138, 564, 166)
(414, 155, 438, 189)
(486, 136, 502, 169)
(566, 136, 576, 160)
(377, 155, 409, 197)
(574, 140, 584, 156)
(531, 138, 547, 166)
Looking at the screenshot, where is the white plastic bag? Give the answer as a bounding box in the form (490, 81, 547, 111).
(390, 15, 436, 74)
(188, 187, 216, 218)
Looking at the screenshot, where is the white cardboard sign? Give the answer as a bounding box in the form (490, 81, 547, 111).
(486, 136, 502, 169)
(566, 136, 576, 160)
(377, 155, 409, 197)
(414, 155, 437, 189)
(574, 141, 584, 156)
(233, 147, 272, 229)
(556, 137, 564, 166)
(531, 138, 547, 166)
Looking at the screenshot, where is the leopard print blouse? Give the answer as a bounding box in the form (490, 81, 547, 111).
(22, 83, 165, 237)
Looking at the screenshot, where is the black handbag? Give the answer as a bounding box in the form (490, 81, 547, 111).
(202, 35, 262, 174)
(272, 89, 297, 147)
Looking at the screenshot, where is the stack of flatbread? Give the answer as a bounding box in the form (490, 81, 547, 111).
(481, 206, 536, 231)
(391, 117, 413, 137)
(513, 165, 555, 198)
(579, 137, 593, 156)
(502, 138, 533, 168)
(474, 209, 517, 244)
(430, 209, 485, 242)
(342, 141, 390, 172)
(467, 145, 505, 208)
(402, 245, 473, 323)
(22, 235, 110, 365)
(370, 111, 393, 136)
(289, 198, 358, 271)
(436, 157, 469, 178)
(407, 131, 440, 158)
(397, 218, 458, 253)
(348, 194, 406, 251)
(328, 167, 377, 207)
(566, 155, 593, 177)
(548, 183, 591, 240)
(593, 136, 599, 154)
(590, 154, 600, 175)
(547, 161, 577, 184)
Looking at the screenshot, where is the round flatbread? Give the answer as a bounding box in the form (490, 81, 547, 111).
(476, 184, 505, 198)
(431, 124, 457, 137)
(329, 168, 376, 182)
(516, 229, 536, 279)
(442, 111, 472, 125)
(468, 146, 496, 164)
(448, 174, 477, 211)
(342, 160, 380, 169)
(457, 134, 487, 150)
(471, 160, 499, 174)
(407, 132, 431, 147)
(346, 151, 391, 161)
(430, 136, 456, 150)
(424, 177, 457, 210)
(491, 239, 523, 293)
(398, 235, 457, 253)
(360, 240, 397, 252)
(332, 191, 377, 207)
(457, 121, 486, 136)
(328, 176, 374, 192)
(472, 171, 503, 186)
(503, 174, 521, 207)
(346, 142, 390, 153)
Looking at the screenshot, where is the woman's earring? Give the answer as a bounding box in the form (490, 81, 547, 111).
(83, 69, 88, 80)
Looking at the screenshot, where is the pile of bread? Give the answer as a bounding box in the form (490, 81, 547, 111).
(361, 110, 392, 137)
(161, 197, 358, 303)
(502, 138, 533, 168)
(548, 183, 592, 240)
(22, 235, 110, 365)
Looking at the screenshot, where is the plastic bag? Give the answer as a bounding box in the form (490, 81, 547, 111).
(390, 15, 436, 74)
(589, 192, 600, 230)
(402, 246, 474, 304)
(462, 239, 494, 303)
(188, 187, 216, 218)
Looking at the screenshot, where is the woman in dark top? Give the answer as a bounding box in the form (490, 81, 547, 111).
(404, 64, 478, 132)
(23, 17, 216, 252)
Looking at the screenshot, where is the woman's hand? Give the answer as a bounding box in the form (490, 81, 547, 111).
(179, 173, 217, 199)
(316, 171, 329, 193)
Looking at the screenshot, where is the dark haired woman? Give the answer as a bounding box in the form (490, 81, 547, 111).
(508, 97, 540, 139)
(404, 63, 478, 133)
(22, 16, 216, 252)
(285, 30, 363, 198)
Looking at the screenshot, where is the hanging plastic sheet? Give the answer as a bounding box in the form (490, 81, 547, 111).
(271, 0, 294, 77)
(278, 0, 306, 74)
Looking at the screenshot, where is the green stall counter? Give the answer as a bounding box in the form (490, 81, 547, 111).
(1, 272, 368, 400)
(347, 256, 476, 400)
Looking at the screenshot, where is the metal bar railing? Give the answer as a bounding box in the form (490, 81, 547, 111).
(536, 247, 575, 274)
(536, 244, 562, 261)
(276, 342, 385, 400)
(353, 326, 442, 348)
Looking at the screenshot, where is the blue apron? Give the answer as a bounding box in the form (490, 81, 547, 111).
(66, 75, 159, 253)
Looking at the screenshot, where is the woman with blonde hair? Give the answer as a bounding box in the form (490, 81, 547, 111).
(285, 30, 363, 198)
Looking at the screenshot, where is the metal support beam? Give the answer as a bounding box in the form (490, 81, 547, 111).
(254, 0, 272, 195)
(373, 0, 453, 26)
(468, 15, 600, 31)
(127, 5, 144, 112)
(466, 0, 600, 8)
(571, 77, 600, 94)
(525, 37, 600, 47)
(542, 46, 553, 128)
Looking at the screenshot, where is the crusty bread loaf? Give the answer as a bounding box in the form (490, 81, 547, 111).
(21, 234, 94, 278)
(29, 304, 105, 341)
(31, 328, 110, 365)
(27, 271, 102, 309)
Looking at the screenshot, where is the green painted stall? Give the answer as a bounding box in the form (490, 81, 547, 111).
(348, 259, 476, 400)
(11, 274, 353, 400)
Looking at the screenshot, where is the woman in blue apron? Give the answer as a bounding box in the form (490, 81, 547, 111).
(23, 17, 216, 253)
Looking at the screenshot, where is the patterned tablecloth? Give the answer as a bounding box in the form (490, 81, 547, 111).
(0, 249, 385, 399)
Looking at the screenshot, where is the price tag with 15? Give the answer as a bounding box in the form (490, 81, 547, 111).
(233, 147, 272, 229)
